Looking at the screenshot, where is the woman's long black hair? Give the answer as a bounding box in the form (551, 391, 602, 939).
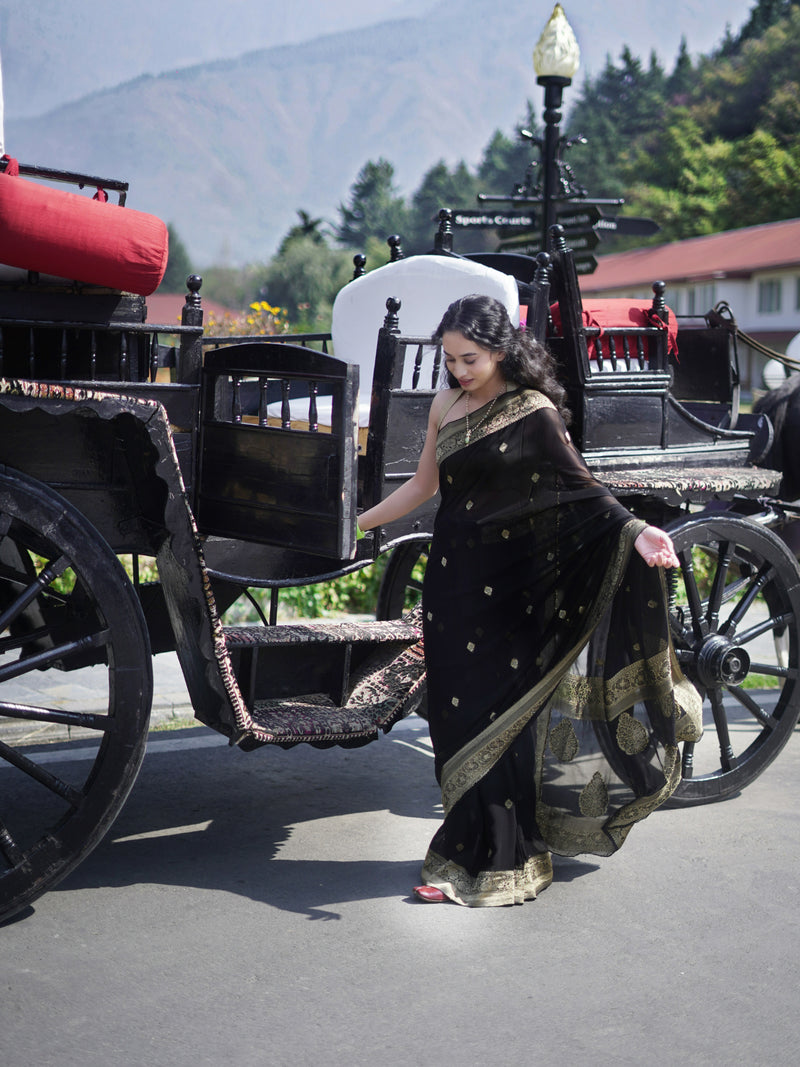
(434, 293, 571, 424)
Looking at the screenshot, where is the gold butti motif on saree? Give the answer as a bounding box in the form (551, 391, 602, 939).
(616, 710, 650, 755)
(548, 718, 580, 762)
(579, 771, 609, 818)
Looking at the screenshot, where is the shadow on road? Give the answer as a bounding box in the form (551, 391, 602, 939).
(34, 722, 599, 919)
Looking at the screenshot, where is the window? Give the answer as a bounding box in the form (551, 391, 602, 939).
(686, 284, 715, 316)
(758, 279, 782, 313)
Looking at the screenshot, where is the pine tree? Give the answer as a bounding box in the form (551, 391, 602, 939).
(336, 159, 409, 250)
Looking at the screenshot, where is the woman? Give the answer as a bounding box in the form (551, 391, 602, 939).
(358, 294, 702, 906)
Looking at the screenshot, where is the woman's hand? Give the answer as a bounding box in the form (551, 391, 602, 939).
(634, 526, 679, 568)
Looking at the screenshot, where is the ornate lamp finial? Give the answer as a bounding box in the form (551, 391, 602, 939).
(533, 5, 580, 82)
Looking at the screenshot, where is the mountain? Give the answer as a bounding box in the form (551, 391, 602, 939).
(3, 0, 756, 266)
(0, 0, 435, 118)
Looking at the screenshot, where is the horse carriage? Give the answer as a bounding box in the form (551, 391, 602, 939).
(1, 162, 798, 922)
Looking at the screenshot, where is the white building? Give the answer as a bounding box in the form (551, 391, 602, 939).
(580, 217, 800, 392)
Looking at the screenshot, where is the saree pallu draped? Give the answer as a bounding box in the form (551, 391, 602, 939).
(420, 388, 702, 907)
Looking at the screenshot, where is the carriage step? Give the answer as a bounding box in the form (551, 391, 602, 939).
(223, 617, 425, 747)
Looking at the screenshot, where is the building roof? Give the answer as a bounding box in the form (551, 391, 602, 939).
(581, 217, 800, 293)
(146, 291, 236, 326)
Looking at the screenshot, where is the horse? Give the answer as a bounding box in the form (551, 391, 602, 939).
(753, 373, 800, 501)
(753, 373, 800, 555)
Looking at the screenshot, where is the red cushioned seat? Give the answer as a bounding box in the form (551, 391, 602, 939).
(0, 156, 168, 295)
(550, 298, 678, 360)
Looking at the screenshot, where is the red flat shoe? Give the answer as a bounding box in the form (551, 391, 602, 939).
(413, 885, 448, 903)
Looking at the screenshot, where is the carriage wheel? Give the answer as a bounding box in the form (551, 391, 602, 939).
(376, 540, 429, 718)
(375, 540, 429, 620)
(665, 514, 800, 806)
(0, 468, 152, 922)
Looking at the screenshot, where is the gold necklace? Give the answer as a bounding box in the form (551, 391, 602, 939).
(464, 386, 506, 444)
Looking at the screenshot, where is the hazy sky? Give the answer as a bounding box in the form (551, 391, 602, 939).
(1, 0, 759, 118)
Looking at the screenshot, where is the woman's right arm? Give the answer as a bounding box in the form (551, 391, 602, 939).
(357, 392, 446, 532)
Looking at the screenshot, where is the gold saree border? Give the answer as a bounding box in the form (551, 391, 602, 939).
(436, 387, 555, 466)
(553, 641, 702, 740)
(534, 743, 683, 856)
(421, 848, 554, 907)
(439, 518, 646, 814)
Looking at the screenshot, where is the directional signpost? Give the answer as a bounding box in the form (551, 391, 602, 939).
(550, 202, 605, 273)
(593, 215, 661, 237)
(452, 200, 660, 275)
(451, 211, 536, 231)
(493, 200, 607, 273)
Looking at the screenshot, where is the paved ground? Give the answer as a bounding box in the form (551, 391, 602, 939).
(2, 667, 800, 1065)
(0, 651, 195, 745)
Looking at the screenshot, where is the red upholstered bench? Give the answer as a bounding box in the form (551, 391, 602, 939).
(550, 298, 678, 366)
(0, 156, 168, 295)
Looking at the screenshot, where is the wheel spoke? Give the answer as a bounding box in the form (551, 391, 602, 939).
(709, 687, 738, 771)
(0, 700, 110, 732)
(0, 624, 52, 654)
(747, 660, 796, 680)
(0, 737, 84, 806)
(677, 549, 705, 642)
(726, 684, 777, 729)
(681, 740, 695, 779)
(0, 555, 70, 633)
(736, 612, 792, 646)
(706, 539, 731, 630)
(0, 630, 107, 683)
(0, 561, 36, 587)
(720, 562, 771, 637)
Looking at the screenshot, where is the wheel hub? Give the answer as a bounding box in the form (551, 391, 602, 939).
(696, 633, 750, 687)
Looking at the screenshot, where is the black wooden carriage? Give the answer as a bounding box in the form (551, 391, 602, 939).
(1, 169, 798, 922)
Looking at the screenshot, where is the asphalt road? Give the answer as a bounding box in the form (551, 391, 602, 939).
(2, 708, 800, 1067)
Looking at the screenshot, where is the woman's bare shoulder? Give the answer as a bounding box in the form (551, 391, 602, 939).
(430, 387, 464, 430)
(430, 387, 460, 412)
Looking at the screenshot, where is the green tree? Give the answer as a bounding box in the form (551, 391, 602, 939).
(277, 209, 330, 256)
(667, 37, 694, 100)
(719, 129, 800, 228)
(336, 158, 409, 250)
(159, 224, 193, 291)
(623, 108, 732, 239)
(721, 0, 799, 52)
(695, 7, 800, 139)
(565, 49, 668, 200)
(261, 234, 352, 329)
(561, 7, 800, 239)
(405, 159, 480, 252)
(477, 121, 537, 193)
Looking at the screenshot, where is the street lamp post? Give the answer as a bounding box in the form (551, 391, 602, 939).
(467, 4, 639, 270)
(532, 5, 581, 253)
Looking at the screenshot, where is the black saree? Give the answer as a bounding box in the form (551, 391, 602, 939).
(419, 387, 702, 906)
